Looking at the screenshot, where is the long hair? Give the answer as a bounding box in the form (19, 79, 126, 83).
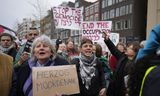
(93, 43, 102, 57)
(66, 38, 79, 55)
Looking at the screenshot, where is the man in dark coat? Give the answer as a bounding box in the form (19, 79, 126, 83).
(0, 32, 17, 61)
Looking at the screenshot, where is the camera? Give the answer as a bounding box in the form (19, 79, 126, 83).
(23, 40, 32, 53)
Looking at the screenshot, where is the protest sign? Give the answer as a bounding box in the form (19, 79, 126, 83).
(82, 21, 112, 42)
(52, 6, 83, 30)
(32, 65, 80, 96)
(110, 33, 119, 45)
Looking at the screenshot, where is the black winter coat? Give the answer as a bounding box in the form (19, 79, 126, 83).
(70, 58, 106, 96)
(104, 39, 129, 96)
(7, 47, 17, 62)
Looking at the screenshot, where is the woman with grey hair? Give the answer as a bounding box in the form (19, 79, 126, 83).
(16, 35, 69, 96)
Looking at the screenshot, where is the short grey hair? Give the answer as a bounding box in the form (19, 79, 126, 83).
(31, 35, 55, 60)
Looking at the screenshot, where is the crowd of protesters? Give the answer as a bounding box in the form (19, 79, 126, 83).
(0, 24, 160, 96)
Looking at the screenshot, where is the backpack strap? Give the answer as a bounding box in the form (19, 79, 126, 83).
(139, 65, 157, 96)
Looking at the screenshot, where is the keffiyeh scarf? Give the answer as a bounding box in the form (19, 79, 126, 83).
(79, 53, 97, 89)
(0, 44, 14, 54)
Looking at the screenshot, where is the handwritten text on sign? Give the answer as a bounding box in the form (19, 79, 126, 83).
(32, 65, 80, 96)
(82, 21, 112, 42)
(52, 6, 83, 30)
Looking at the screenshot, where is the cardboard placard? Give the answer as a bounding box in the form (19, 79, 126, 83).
(32, 65, 79, 96)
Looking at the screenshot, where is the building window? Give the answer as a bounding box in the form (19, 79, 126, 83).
(120, 6, 126, 16)
(116, 0, 119, 3)
(116, 8, 119, 17)
(65, 31, 68, 38)
(75, 2, 79, 8)
(126, 5, 129, 14)
(129, 4, 132, 14)
(104, 12, 106, 20)
(124, 20, 129, 29)
(90, 6, 94, 15)
(85, 17, 89, 21)
(102, 13, 104, 20)
(95, 14, 99, 21)
(112, 0, 115, 5)
(108, 0, 112, 6)
(103, 12, 105, 20)
(79, 30, 82, 35)
(102, 0, 105, 8)
(90, 15, 94, 21)
(115, 21, 121, 30)
(105, 0, 108, 7)
(95, 3, 99, 12)
(110, 9, 115, 18)
(71, 30, 75, 36)
(75, 37, 79, 44)
(111, 22, 115, 31)
(119, 0, 123, 2)
(107, 11, 110, 19)
(85, 7, 89, 16)
(75, 30, 79, 35)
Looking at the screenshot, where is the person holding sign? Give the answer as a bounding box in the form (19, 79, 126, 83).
(16, 35, 69, 96)
(70, 38, 106, 96)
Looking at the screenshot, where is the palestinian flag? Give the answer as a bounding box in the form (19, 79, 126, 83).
(0, 25, 4, 34)
(0, 24, 18, 41)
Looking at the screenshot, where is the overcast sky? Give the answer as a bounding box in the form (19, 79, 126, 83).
(0, 0, 75, 30)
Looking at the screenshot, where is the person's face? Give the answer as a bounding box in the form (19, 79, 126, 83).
(34, 42, 52, 62)
(0, 36, 12, 48)
(92, 45, 96, 53)
(117, 45, 125, 53)
(26, 30, 38, 41)
(58, 43, 66, 51)
(80, 42, 93, 58)
(67, 41, 74, 49)
(125, 45, 136, 58)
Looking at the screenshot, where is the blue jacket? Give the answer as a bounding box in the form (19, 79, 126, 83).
(136, 24, 160, 60)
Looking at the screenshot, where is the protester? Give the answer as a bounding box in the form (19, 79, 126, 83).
(55, 38, 63, 51)
(109, 42, 126, 73)
(128, 53, 160, 96)
(66, 38, 79, 61)
(102, 32, 140, 96)
(93, 43, 113, 89)
(14, 27, 39, 66)
(70, 38, 106, 96)
(136, 24, 160, 60)
(128, 24, 160, 96)
(16, 35, 69, 96)
(0, 32, 17, 61)
(56, 42, 69, 60)
(0, 52, 16, 96)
